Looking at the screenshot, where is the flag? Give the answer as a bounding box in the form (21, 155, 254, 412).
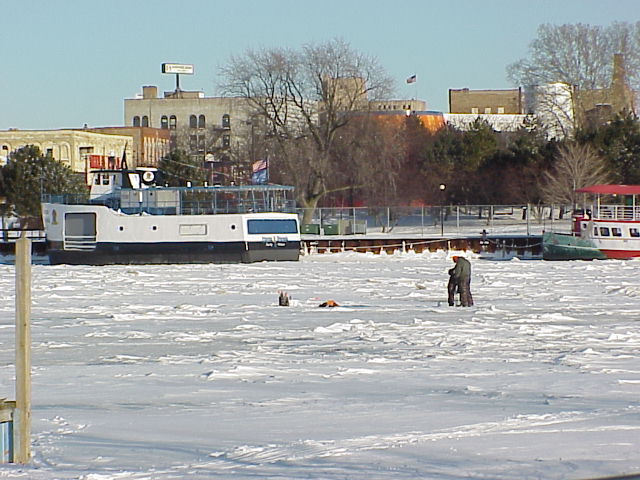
(251, 169, 267, 185)
(406, 74, 417, 84)
(251, 158, 268, 184)
(252, 159, 267, 173)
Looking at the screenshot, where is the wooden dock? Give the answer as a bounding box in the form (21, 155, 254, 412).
(302, 234, 543, 258)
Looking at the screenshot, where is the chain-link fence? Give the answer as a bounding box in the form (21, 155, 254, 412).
(297, 204, 573, 236)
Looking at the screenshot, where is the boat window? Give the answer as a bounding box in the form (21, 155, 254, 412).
(630, 228, 640, 238)
(94, 174, 100, 185)
(102, 174, 110, 185)
(65, 213, 96, 236)
(247, 219, 298, 234)
(593, 228, 598, 236)
(599, 227, 610, 236)
(612, 227, 622, 237)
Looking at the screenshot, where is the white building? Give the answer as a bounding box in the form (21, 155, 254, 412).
(0, 129, 132, 176)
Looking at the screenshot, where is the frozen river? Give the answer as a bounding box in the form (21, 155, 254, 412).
(0, 251, 639, 479)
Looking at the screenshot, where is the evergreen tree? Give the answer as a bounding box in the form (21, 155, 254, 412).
(0, 145, 87, 219)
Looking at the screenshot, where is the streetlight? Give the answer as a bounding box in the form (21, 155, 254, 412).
(439, 184, 446, 237)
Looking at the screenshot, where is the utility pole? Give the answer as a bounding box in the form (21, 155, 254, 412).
(14, 233, 31, 464)
(439, 184, 446, 237)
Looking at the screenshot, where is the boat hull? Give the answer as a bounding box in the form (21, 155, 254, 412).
(542, 232, 607, 261)
(46, 240, 300, 265)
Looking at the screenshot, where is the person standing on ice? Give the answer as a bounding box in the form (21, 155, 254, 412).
(448, 256, 473, 307)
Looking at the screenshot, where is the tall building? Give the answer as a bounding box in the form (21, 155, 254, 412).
(124, 86, 256, 183)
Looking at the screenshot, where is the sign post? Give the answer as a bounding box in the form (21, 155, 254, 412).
(14, 234, 31, 464)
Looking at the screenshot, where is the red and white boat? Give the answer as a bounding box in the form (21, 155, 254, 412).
(543, 184, 640, 260)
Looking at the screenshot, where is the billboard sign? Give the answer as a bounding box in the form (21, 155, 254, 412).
(161, 63, 194, 75)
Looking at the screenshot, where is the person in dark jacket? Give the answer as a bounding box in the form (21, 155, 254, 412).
(448, 256, 473, 307)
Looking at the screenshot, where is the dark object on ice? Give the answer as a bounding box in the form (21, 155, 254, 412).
(319, 300, 339, 307)
(448, 256, 473, 307)
(278, 291, 290, 306)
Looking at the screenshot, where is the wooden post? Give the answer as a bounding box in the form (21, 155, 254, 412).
(14, 234, 31, 463)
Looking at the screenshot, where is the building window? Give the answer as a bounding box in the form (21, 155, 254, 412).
(198, 115, 206, 129)
(471, 107, 478, 114)
(189, 115, 198, 129)
(484, 107, 491, 114)
(497, 107, 505, 114)
(133, 116, 141, 127)
(141, 116, 149, 127)
(222, 134, 230, 147)
(222, 114, 230, 128)
(161, 116, 168, 129)
(189, 135, 198, 151)
(169, 115, 177, 130)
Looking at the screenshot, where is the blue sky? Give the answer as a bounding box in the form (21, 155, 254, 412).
(1, 0, 637, 130)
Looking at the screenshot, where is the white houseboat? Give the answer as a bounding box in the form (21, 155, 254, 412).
(543, 184, 640, 260)
(41, 168, 301, 265)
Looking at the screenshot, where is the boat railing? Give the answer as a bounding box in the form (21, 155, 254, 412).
(42, 191, 298, 215)
(595, 205, 640, 221)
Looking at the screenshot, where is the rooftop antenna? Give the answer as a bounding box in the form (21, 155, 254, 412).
(161, 63, 194, 92)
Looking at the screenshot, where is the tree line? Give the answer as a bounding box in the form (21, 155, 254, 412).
(218, 24, 639, 213)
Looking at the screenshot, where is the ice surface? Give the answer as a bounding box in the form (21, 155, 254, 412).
(0, 251, 638, 479)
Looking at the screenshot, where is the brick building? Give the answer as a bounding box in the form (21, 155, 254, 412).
(88, 126, 169, 168)
(448, 88, 524, 115)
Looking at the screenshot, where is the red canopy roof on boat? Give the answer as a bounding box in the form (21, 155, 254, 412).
(576, 184, 640, 195)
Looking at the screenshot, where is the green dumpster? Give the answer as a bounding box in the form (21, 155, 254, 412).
(323, 224, 339, 235)
(300, 224, 320, 234)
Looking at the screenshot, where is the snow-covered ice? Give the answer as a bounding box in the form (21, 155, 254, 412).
(0, 251, 639, 479)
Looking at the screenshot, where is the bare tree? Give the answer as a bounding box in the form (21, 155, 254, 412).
(508, 22, 640, 90)
(508, 23, 640, 138)
(329, 114, 404, 206)
(541, 143, 611, 207)
(219, 38, 393, 223)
